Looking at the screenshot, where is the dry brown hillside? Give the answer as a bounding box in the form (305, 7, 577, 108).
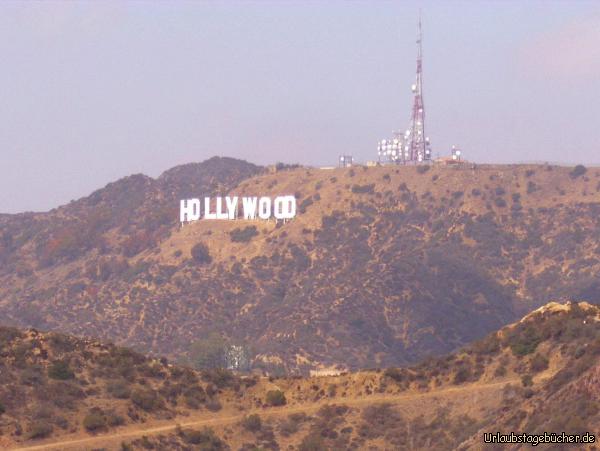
(1, 158, 600, 371)
(2, 301, 598, 450)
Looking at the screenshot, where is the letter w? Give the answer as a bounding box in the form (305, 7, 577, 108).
(242, 197, 258, 219)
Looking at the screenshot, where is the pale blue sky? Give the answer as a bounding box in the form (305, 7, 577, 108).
(1, 1, 599, 213)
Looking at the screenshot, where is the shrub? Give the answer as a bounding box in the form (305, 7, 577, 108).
(327, 384, 337, 397)
(191, 333, 227, 370)
(131, 388, 162, 411)
(205, 399, 222, 411)
(471, 334, 500, 355)
(121, 231, 154, 257)
(507, 326, 541, 357)
(47, 360, 74, 380)
(181, 427, 225, 448)
(279, 419, 299, 436)
(106, 412, 125, 427)
(201, 368, 237, 389)
(299, 434, 326, 451)
(416, 165, 430, 174)
(529, 354, 549, 373)
(574, 345, 587, 359)
(359, 403, 404, 439)
(351, 184, 375, 194)
(27, 420, 53, 439)
(83, 410, 106, 432)
(20, 365, 45, 386)
(494, 197, 507, 208)
(570, 165, 587, 179)
(0, 401, 5, 415)
(494, 365, 507, 377)
(48, 333, 77, 353)
(46, 380, 85, 408)
(230, 226, 259, 243)
(383, 367, 405, 383)
(183, 386, 206, 408)
(241, 414, 262, 432)
(521, 374, 533, 387)
(453, 367, 471, 384)
(106, 380, 131, 399)
(527, 181, 538, 194)
(190, 242, 212, 265)
(266, 390, 286, 406)
(298, 197, 314, 213)
(280, 412, 307, 436)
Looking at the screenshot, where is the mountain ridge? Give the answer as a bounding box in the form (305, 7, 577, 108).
(1, 300, 598, 450)
(1, 157, 599, 371)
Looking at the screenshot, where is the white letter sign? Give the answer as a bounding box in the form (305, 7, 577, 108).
(180, 195, 296, 224)
(180, 198, 200, 222)
(242, 197, 258, 219)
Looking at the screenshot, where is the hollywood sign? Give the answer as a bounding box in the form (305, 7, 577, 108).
(180, 196, 296, 223)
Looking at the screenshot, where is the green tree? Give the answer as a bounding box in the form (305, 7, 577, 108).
(266, 390, 286, 406)
(190, 242, 212, 265)
(190, 333, 227, 369)
(48, 360, 74, 380)
(570, 164, 587, 179)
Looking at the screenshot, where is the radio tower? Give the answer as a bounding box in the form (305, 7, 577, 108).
(377, 13, 432, 164)
(406, 14, 431, 162)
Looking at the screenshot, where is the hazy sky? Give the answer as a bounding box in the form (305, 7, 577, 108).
(1, 1, 600, 213)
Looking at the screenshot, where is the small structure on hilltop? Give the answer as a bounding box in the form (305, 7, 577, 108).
(309, 368, 344, 377)
(451, 145, 462, 162)
(339, 155, 354, 168)
(225, 345, 250, 371)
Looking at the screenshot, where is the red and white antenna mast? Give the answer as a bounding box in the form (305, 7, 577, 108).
(405, 12, 431, 162)
(377, 12, 432, 164)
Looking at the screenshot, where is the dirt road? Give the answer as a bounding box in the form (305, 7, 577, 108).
(10, 378, 514, 451)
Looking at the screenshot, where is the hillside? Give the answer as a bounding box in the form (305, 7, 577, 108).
(1, 158, 600, 370)
(1, 301, 598, 450)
